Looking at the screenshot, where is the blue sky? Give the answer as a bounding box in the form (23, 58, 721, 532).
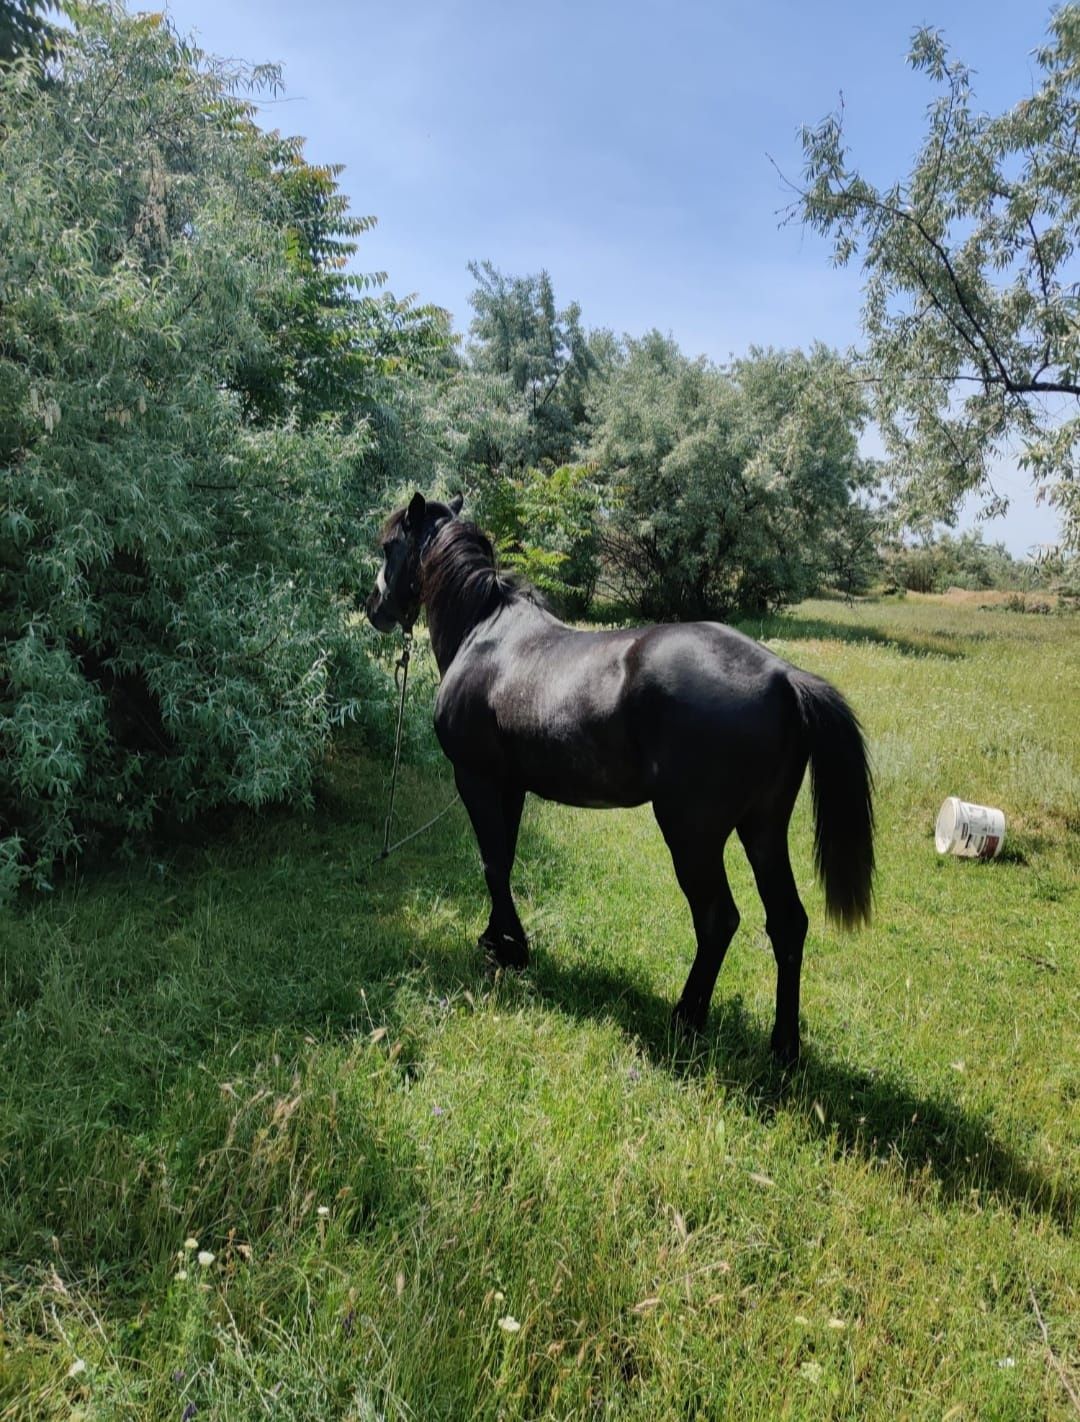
(166, 0, 1065, 553)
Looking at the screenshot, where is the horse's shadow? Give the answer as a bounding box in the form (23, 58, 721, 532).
(456, 948, 1074, 1234)
(346, 778, 1074, 1236)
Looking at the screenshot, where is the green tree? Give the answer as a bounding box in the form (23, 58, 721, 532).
(590, 335, 873, 619)
(0, 6, 393, 899)
(478, 463, 600, 616)
(368, 354, 526, 503)
(362, 353, 600, 614)
(881, 528, 1039, 593)
(795, 9, 1080, 549)
(0, 0, 60, 65)
(467, 261, 597, 469)
(233, 142, 447, 435)
(817, 491, 884, 598)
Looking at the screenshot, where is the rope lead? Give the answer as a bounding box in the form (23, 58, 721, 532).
(380, 631, 413, 860)
(373, 630, 460, 866)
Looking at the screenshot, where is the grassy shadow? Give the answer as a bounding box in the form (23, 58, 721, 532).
(516, 955, 1076, 1234)
(334, 781, 1075, 1237)
(739, 614, 968, 660)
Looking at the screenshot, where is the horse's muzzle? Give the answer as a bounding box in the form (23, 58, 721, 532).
(365, 591, 398, 633)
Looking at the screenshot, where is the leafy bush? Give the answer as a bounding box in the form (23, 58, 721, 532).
(589, 336, 875, 620)
(477, 464, 600, 616)
(0, 7, 400, 898)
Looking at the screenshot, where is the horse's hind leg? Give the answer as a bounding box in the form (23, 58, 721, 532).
(454, 768, 528, 969)
(654, 802, 740, 1033)
(502, 784, 525, 864)
(737, 819, 808, 1067)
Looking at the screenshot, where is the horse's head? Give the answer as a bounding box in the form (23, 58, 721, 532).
(365, 491, 464, 633)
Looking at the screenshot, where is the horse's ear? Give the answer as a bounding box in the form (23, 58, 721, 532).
(448, 493, 464, 517)
(404, 491, 426, 531)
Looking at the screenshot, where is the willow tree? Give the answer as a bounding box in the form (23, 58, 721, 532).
(466, 261, 597, 470)
(0, 6, 414, 898)
(796, 10, 1080, 547)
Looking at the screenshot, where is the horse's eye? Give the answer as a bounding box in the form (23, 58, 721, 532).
(381, 542, 394, 558)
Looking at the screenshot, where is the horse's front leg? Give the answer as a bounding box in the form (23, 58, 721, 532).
(454, 769, 528, 969)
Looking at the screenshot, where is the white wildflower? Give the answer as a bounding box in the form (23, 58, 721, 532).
(197, 1250, 215, 1267)
(497, 1315, 521, 1333)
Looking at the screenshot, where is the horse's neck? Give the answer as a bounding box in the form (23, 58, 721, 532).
(424, 601, 460, 676)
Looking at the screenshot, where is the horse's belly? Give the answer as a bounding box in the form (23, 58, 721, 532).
(527, 781, 649, 810)
(511, 737, 651, 809)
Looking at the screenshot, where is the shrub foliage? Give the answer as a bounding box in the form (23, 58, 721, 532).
(0, 7, 418, 897)
(589, 336, 876, 619)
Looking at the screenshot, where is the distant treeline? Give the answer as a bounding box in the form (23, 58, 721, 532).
(879, 531, 1066, 597)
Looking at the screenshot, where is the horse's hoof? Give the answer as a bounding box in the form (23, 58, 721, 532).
(671, 1000, 706, 1035)
(770, 1026, 801, 1070)
(479, 932, 529, 971)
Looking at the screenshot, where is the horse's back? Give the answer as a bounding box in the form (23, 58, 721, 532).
(627, 621, 789, 702)
(435, 607, 806, 812)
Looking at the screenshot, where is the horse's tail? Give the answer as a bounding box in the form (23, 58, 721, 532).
(787, 670, 875, 929)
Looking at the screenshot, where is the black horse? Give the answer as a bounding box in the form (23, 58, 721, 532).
(366, 492, 874, 1064)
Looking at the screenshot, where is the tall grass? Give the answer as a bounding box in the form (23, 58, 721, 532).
(1, 595, 1077, 1419)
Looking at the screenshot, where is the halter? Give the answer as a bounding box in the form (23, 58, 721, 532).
(395, 517, 443, 637)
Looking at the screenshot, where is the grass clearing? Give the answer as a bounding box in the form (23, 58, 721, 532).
(1, 596, 1078, 1419)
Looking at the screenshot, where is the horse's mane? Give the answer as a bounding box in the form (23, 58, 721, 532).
(419, 518, 551, 663)
(421, 518, 528, 619)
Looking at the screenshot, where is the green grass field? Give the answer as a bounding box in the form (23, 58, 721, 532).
(2, 595, 1078, 1420)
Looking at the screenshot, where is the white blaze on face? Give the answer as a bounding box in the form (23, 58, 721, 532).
(375, 560, 388, 596)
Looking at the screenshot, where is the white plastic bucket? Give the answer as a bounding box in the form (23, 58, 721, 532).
(935, 797, 1006, 859)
